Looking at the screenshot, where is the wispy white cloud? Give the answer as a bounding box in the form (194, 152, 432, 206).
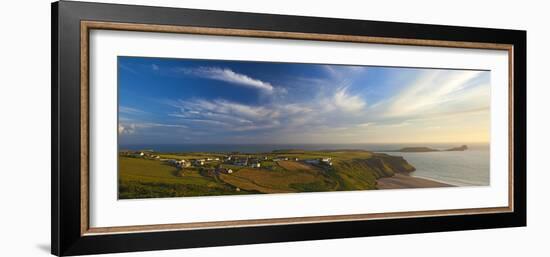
(383, 70, 488, 118)
(169, 98, 282, 132)
(322, 65, 363, 80)
(118, 122, 187, 135)
(165, 85, 370, 140)
(332, 87, 366, 112)
(181, 67, 274, 92)
(119, 63, 138, 74)
(118, 123, 136, 135)
(357, 122, 374, 127)
(119, 106, 147, 115)
(174, 98, 276, 120)
(151, 64, 159, 71)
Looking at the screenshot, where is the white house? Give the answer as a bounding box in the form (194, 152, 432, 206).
(192, 159, 205, 166)
(250, 163, 261, 168)
(176, 160, 191, 168)
(321, 157, 332, 162)
(320, 158, 333, 166)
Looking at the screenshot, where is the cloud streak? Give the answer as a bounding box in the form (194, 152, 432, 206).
(169, 98, 281, 132)
(332, 87, 366, 112)
(383, 70, 488, 118)
(181, 67, 275, 92)
(119, 106, 147, 115)
(118, 122, 188, 135)
(164, 85, 372, 141)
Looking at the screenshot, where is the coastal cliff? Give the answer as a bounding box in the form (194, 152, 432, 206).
(328, 152, 416, 190)
(325, 152, 451, 191)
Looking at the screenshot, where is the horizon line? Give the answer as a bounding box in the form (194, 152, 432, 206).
(119, 142, 490, 145)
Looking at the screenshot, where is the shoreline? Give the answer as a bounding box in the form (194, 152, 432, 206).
(376, 173, 454, 189)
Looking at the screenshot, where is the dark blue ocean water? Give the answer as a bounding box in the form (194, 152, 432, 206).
(120, 143, 490, 187)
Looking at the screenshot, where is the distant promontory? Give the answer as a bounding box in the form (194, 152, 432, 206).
(386, 145, 468, 153)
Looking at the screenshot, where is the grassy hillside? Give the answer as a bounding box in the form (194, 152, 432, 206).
(219, 163, 332, 194)
(329, 154, 415, 190)
(118, 157, 244, 199)
(118, 150, 416, 199)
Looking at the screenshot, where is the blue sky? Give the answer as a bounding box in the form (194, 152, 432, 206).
(118, 56, 491, 144)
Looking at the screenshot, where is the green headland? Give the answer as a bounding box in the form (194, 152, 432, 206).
(118, 149, 421, 199)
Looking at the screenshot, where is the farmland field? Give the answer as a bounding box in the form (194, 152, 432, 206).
(118, 157, 244, 198)
(118, 149, 417, 199)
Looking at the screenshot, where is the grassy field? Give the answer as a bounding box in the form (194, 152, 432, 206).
(219, 164, 330, 193)
(118, 157, 245, 199)
(118, 150, 415, 199)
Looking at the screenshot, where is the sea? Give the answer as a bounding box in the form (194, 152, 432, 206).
(120, 143, 490, 187)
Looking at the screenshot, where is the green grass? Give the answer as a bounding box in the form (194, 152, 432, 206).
(217, 161, 333, 194)
(118, 157, 246, 199)
(119, 150, 416, 199)
(219, 164, 243, 171)
(260, 161, 275, 168)
(290, 180, 333, 192)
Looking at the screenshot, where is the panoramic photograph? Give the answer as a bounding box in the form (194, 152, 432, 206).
(117, 56, 490, 199)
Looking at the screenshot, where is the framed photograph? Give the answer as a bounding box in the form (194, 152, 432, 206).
(52, 1, 526, 256)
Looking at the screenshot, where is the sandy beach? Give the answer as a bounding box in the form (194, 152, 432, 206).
(376, 173, 453, 189)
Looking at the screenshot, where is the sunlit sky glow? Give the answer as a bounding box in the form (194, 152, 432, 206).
(118, 56, 490, 145)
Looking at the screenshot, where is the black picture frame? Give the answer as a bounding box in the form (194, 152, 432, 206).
(51, 1, 526, 256)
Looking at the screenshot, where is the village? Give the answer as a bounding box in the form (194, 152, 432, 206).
(121, 150, 334, 177)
